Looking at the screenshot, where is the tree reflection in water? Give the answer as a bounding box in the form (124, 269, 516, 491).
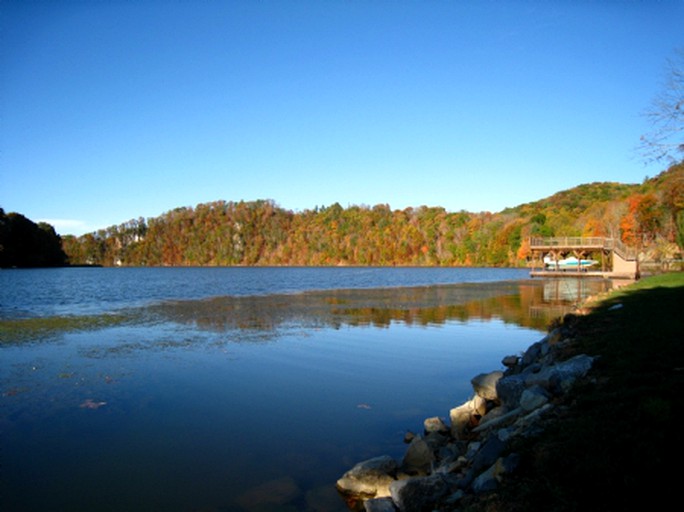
(146, 278, 613, 335)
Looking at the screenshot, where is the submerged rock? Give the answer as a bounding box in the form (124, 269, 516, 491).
(235, 476, 300, 511)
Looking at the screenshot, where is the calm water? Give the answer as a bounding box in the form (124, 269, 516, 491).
(0, 267, 610, 512)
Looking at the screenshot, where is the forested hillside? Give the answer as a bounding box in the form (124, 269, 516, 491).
(61, 163, 683, 267)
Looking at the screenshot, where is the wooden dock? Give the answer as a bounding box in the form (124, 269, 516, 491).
(529, 237, 638, 280)
(529, 270, 636, 279)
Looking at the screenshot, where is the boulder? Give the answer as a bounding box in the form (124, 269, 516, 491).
(496, 374, 527, 408)
(520, 385, 550, 412)
(449, 396, 486, 438)
(424, 430, 449, 452)
(520, 341, 543, 367)
(389, 474, 450, 512)
(471, 461, 499, 493)
(514, 403, 554, 434)
(337, 455, 397, 499)
(526, 354, 595, 394)
(401, 435, 433, 475)
(471, 371, 504, 401)
(364, 497, 397, 512)
(465, 441, 481, 460)
(478, 404, 511, 426)
(502, 354, 519, 368)
(472, 453, 520, 494)
(472, 407, 522, 433)
(423, 416, 449, 434)
(469, 436, 506, 475)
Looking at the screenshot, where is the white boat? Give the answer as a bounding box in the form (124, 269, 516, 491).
(543, 255, 599, 270)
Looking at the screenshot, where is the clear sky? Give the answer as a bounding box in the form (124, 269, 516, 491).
(1, 0, 682, 236)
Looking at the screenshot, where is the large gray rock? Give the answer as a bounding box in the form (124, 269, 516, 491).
(364, 497, 397, 512)
(526, 354, 595, 394)
(496, 374, 527, 408)
(471, 461, 500, 493)
(501, 354, 519, 368)
(402, 435, 434, 475)
(520, 341, 543, 367)
(472, 406, 522, 433)
(424, 431, 449, 453)
(389, 474, 450, 512)
(337, 455, 397, 499)
(472, 453, 521, 494)
(520, 385, 550, 412)
(471, 371, 504, 401)
(470, 436, 506, 475)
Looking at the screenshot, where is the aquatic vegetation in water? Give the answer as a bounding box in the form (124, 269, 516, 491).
(0, 313, 130, 344)
(0, 279, 612, 346)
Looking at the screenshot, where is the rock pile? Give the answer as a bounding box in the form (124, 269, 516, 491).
(336, 323, 596, 512)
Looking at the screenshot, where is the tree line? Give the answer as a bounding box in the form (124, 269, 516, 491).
(60, 163, 683, 268)
(5, 49, 683, 269)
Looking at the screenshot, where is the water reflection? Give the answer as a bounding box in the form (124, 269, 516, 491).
(147, 278, 613, 335)
(0, 277, 614, 512)
(0, 278, 614, 345)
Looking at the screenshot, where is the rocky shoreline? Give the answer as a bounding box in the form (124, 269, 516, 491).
(336, 318, 597, 512)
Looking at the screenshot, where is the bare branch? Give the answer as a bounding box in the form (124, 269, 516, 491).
(639, 48, 684, 165)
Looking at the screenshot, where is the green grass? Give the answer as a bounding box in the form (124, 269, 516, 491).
(462, 272, 684, 511)
(604, 270, 684, 296)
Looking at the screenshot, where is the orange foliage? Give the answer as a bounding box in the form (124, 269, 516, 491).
(582, 218, 604, 237)
(516, 238, 531, 261)
(620, 211, 637, 245)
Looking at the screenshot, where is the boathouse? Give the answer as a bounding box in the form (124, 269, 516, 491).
(529, 237, 639, 279)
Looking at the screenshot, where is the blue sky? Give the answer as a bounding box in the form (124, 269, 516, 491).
(1, 1, 682, 236)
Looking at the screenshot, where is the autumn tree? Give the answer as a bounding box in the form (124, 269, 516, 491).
(656, 163, 684, 248)
(60, 174, 678, 268)
(621, 193, 662, 247)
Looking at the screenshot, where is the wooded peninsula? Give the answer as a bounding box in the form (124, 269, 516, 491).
(2, 163, 682, 268)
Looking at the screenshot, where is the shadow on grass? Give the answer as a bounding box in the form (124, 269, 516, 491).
(463, 276, 684, 512)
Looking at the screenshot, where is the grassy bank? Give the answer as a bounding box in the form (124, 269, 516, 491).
(463, 272, 684, 511)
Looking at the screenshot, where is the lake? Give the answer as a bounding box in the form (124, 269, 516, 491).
(0, 267, 611, 511)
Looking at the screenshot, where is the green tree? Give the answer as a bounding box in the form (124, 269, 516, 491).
(0, 210, 67, 267)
